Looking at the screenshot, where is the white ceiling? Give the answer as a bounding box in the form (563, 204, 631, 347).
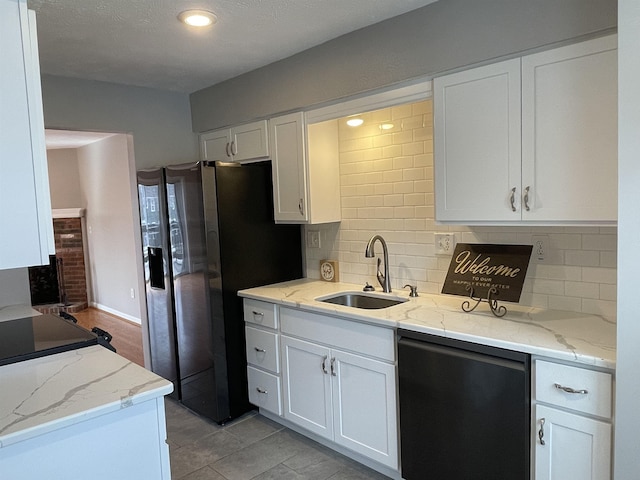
(27, 0, 438, 93)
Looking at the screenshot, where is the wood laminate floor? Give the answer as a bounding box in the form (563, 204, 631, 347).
(73, 307, 144, 366)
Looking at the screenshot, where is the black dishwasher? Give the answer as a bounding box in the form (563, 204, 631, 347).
(398, 329, 530, 480)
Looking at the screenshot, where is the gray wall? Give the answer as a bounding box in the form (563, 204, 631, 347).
(190, 0, 616, 132)
(41, 74, 198, 169)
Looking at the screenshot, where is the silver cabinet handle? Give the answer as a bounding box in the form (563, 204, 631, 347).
(252, 311, 264, 320)
(256, 387, 268, 394)
(524, 186, 531, 211)
(321, 355, 328, 374)
(231, 141, 237, 156)
(538, 418, 546, 445)
(298, 198, 304, 216)
(225, 142, 231, 157)
(510, 187, 517, 212)
(554, 383, 588, 395)
(254, 347, 266, 353)
(330, 357, 337, 376)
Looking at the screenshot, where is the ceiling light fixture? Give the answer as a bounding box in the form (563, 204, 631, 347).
(346, 118, 364, 127)
(178, 10, 217, 27)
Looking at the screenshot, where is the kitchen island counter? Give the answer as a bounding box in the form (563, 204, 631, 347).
(0, 345, 173, 479)
(239, 278, 616, 369)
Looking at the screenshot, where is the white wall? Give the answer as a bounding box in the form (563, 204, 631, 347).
(47, 148, 82, 209)
(614, 0, 640, 477)
(77, 134, 141, 323)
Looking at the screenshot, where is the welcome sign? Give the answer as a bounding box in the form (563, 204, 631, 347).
(442, 244, 533, 303)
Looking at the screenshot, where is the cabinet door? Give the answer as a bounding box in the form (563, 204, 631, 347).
(200, 129, 231, 162)
(522, 35, 617, 223)
(434, 59, 522, 222)
(534, 404, 611, 480)
(231, 120, 269, 162)
(332, 349, 398, 469)
(270, 112, 309, 223)
(281, 335, 333, 439)
(0, 1, 53, 269)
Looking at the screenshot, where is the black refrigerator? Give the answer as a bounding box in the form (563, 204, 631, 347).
(137, 161, 303, 423)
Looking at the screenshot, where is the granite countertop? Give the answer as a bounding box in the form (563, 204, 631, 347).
(0, 345, 173, 448)
(239, 279, 616, 370)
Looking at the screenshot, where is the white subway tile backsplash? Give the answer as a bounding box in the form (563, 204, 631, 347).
(582, 267, 617, 284)
(582, 234, 617, 251)
(600, 284, 617, 301)
(304, 98, 618, 322)
(600, 251, 617, 268)
(565, 281, 599, 299)
(564, 250, 600, 267)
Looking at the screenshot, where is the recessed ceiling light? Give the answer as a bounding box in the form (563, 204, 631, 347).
(346, 118, 364, 127)
(178, 10, 217, 27)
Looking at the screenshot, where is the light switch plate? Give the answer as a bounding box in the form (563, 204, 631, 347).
(435, 233, 455, 255)
(307, 230, 321, 248)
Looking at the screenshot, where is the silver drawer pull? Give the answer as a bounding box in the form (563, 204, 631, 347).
(254, 347, 266, 353)
(252, 311, 264, 319)
(321, 355, 328, 374)
(256, 387, 268, 394)
(538, 418, 545, 445)
(554, 383, 588, 395)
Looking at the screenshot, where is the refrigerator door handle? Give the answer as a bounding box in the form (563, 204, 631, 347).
(148, 246, 165, 289)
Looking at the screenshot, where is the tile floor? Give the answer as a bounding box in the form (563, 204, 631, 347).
(165, 399, 391, 480)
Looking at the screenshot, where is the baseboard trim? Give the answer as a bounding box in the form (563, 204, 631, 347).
(90, 302, 141, 325)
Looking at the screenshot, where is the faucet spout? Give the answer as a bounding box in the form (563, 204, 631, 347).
(365, 235, 392, 293)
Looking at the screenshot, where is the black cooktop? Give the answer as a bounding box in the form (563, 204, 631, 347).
(0, 314, 98, 367)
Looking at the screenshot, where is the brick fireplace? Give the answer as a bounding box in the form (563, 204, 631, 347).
(29, 210, 89, 314)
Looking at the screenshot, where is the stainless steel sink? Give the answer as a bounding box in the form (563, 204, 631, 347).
(317, 292, 407, 309)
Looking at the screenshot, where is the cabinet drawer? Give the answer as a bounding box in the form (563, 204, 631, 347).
(245, 326, 279, 374)
(535, 360, 612, 418)
(247, 366, 282, 415)
(280, 307, 394, 362)
(243, 299, 277, 328)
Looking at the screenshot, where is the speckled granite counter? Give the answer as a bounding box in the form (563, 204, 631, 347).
(239, 279, 616, 369)
(0, 345, 173, 448)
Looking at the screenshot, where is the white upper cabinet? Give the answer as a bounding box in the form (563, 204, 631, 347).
(434, 35, 617, 225)
(434, 59, 522, 222)
(0, 0, 54, 270)
(200, 120, 269, 163)
(270, 112, 341, 224)
(521, 35, 617, 223)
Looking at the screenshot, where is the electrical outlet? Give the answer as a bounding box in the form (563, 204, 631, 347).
(531, 235, 549, 262)
(306, 230, 321, 249)
(435, 233, 456, 255)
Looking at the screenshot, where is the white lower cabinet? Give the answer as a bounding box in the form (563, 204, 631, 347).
(532, 359, 613, 480)
(244, 299, 282, 416)
(279, 307, 398, 470)
(533, 404, 611, 480)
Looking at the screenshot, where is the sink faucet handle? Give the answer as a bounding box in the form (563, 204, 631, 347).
(404, 284, 419, 297)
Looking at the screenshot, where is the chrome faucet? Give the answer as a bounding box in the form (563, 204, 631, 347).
(365, 234, 391, 293)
